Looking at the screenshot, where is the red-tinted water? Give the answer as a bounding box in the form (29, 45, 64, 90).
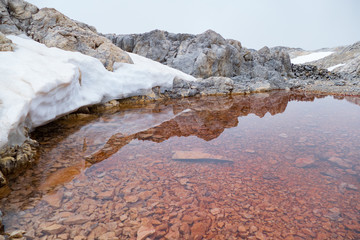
(1, 91, 360, 239)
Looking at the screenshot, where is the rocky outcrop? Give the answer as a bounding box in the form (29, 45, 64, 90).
(0, 32, 14, 51)
(106, 29, 292, 80)
(0, 0, 38, 35)
(310, 42, 360, 76)
(0, 0, 133, 71)
(288, 41, 360, 76)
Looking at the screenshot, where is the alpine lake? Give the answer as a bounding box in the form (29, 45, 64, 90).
(1, 90, 360, 240)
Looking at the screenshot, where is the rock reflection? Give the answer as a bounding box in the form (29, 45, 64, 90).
(12, 91, 347, 192)
(86, 91, 324, 165)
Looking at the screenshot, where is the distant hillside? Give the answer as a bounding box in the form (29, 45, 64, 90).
(281, 42, 360, 76)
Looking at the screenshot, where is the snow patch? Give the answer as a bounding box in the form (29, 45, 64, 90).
(291, 52, 333, 64)
(0, 35, 196, 148)
(327, 63, 345, 71)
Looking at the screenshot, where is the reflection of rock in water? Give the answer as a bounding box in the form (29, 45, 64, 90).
(15, 91, 359, 194)
(345, 96, 360, 107)
(86, 91, 327, 164)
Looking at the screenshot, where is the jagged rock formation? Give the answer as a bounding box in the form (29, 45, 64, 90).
(106, 29, 293, 81)
(310, 42, 360, 76)
(0, 0, 132, 70)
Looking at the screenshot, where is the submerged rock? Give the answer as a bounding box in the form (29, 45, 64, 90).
(294, 157, 316, 168)
(172, 150, 233, 164)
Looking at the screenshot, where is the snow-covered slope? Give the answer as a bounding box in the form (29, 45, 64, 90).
(0, 35, 196, 148)
(291, 52, 333, 64)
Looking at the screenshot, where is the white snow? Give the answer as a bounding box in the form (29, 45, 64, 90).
(291, 52, 333, 64)
(0, 35, 196, 148)
(327, 63, 345, 71)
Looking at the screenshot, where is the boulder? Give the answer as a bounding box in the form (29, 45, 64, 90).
(106, 29, 292, 80)
(0, 0, 133, 71)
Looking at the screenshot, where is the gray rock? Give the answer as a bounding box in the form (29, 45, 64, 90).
(0, 0, 133, 71)
(0, 0, 38, 34)
(106, 29, 292, 81)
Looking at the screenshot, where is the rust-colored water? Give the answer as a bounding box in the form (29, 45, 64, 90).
(1, 91, 360, 239)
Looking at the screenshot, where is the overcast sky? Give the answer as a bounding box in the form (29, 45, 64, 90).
(27, 0, 360, 50)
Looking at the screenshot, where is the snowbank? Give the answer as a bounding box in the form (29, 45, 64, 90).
(327, 63, 345, 71)
(0, 35, 196, 148)
(291, 52, 333, 64)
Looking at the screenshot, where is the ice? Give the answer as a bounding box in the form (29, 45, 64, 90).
(0, 35, 196, 148)
(291, 52, 333, 64)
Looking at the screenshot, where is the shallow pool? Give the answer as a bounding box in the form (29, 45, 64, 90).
(1, 91, 360, 239)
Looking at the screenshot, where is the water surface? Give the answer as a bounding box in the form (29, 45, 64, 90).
(1, 91, 360, 239)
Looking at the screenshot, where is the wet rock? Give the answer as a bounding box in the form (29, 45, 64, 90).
(191, 222, 208, 239)
(136, 224, 156, 240)
(238, 225, 247, 233)
(172, 150, 233, 164)
(325, 208, 341, 221)
(339, 182, 358, 193)
(9, 230, 26, 239)
(279, 133, 288, 138)
(99, 232, 116, 240)
(62, 215, 89, 225)
(255, 231, 266, 240)
(41, 224, 66, 235)
(43, 191, 63, 208)
(327, 156, 352, 168)
(262, 172, 279, 180)
(88, 226, 107, 239)
(249, 225, 258, 233)
(97, 189, 114, 200)
(124, 195, 139, 203)
(320, 169, 340, 178)
(245, 149, 256, 153)
(210, 208, 221, 215)
(294, 156, 316, 168)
